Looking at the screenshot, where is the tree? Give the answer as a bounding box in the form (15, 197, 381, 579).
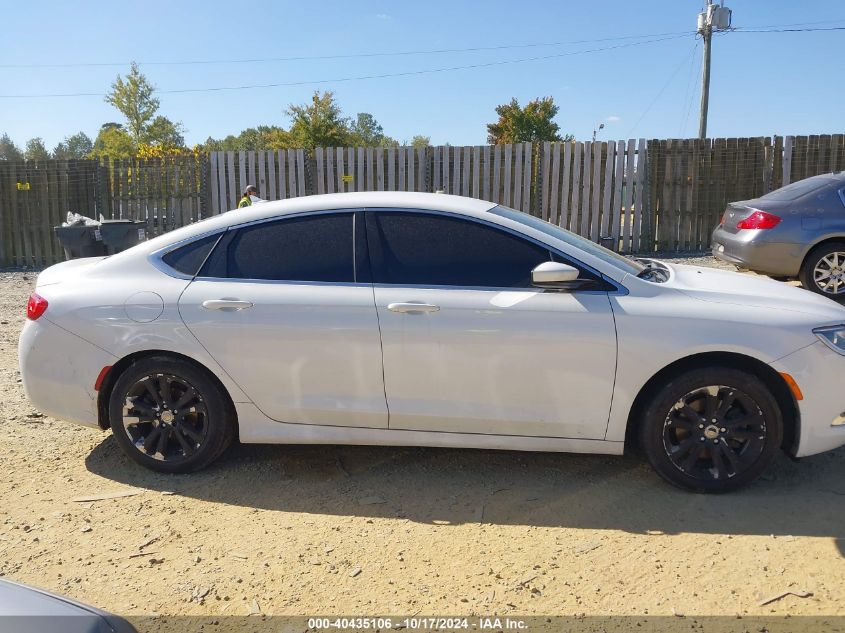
(201, 125, 294, 152)
(89, 123, 136, 159)
(24, 137, 50, 160)
(287, 91, 351, 148)
(410, 135, 430, 149)
(52, 132, 93, 159)
(486, 97, 571, 144)
(349, 113, 386, 147)
(0, 133, 23, 160)
(143, 116, 185, 149)
(105, 62, 160, 143)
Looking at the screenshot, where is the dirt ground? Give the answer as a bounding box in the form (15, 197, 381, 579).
(1, 256, 844, 631)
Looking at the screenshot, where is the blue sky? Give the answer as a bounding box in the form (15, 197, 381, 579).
(0, 1, 842, 150)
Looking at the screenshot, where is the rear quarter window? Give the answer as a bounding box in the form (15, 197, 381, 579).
(161, 233, 220, 276)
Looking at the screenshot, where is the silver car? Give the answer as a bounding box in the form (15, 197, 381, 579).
(712, 172, 845, 298)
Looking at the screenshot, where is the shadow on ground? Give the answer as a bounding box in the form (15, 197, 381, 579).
(86, 436, 845, 553)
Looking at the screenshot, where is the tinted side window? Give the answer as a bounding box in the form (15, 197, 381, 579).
(203, 214, 355, 282)
(368, 212, 553, 288)
(161, 233, 220, 276)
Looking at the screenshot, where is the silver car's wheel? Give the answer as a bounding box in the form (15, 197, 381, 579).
(812, 252, 845, 295)
(800, 242, 845, 298)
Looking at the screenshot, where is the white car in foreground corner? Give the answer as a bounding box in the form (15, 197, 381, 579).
(18, 192, 845, 492)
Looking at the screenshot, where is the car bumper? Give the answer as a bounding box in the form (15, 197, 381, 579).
(18, 318, 116, 428)
(771, 341, 845, 457)
(711, 226, 803, 277)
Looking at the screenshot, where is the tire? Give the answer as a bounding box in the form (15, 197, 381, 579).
(108, 356, 235, 473)
(799, 241, 845, 299)
(639, 367, 783, 493)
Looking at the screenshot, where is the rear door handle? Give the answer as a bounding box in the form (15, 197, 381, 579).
(201, 299, 254, 311)
(387, 302, 440, 314)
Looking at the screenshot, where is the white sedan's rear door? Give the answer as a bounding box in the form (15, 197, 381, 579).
(178, 211, 388, 429)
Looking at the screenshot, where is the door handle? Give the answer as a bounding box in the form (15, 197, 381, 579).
(387, 302, 440, 314)
(201, 299, 254, 311)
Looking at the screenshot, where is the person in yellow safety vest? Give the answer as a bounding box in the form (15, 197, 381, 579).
(238, 185, 258, 208)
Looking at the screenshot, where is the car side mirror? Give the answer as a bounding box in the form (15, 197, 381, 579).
(531, 261, 582, 290)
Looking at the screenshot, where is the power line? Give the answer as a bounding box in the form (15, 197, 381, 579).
(0, 30, 697, 69)
(679, 40, 702, 137)
(735, 18, 845, 29)
(626, 41, 700, 138)
(727, 25, 845, 34)
(0, 34, 692, 99)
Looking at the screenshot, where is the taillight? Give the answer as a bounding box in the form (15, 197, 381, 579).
(26, 292, 48, 320)
(736, 210, 781, 230)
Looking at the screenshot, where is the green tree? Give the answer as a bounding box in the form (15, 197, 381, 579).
(143, 116, 185, 149)
(0, 133, 23, 160)
(52, 131, 94, 159)
(410, 135, 431, 149)
(486, 97, 571, 144)
(24, 137, 50, 160)
(105, 62, 160, 143)
(201, 125, 294, 152)
(287, 91, 351, 148)
(349, 113, 386, 146)
(89, 123, 136, 159)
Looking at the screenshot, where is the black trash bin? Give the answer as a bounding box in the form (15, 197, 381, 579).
(53, 225, 108, 260)
(97, 220, 147, 255)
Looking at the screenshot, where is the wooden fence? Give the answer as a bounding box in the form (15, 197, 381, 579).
(1, 134, 844, 267)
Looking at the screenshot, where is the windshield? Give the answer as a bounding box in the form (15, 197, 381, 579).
(490, 205, 646, 275)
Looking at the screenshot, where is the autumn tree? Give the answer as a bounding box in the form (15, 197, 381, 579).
(486, 97, 571, 144)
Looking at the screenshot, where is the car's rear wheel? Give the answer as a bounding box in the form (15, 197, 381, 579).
(639, 367, 782, 493)
(799, 242, 845, 298)
(108, 356, 235, 473)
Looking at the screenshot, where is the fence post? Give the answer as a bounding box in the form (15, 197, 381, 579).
(782, 136, 794, 186)
(531, 143, 549, 220)
(424, 146, 433, 192)
(305, 149, 316, 196)
(199, 153, 210, 220)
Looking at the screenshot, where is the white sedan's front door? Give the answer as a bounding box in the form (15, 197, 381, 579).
(367, 210, 617, 439)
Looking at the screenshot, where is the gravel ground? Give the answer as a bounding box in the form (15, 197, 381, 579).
(1, 256, 844, 631)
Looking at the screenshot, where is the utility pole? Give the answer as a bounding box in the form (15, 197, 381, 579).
(697, 1, 732, 139)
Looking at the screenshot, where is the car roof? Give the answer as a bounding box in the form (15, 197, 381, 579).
(242, 191, 497, 216)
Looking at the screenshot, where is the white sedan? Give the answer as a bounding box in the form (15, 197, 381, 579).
(18, 192, 845, 492)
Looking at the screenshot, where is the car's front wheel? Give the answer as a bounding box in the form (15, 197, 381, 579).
(799, 241, 845, 299)
(639, 367, 783, 493)
(108, 356, 235, 473)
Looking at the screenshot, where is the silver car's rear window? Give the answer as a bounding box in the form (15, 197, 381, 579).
(760, 177, 834, 201)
